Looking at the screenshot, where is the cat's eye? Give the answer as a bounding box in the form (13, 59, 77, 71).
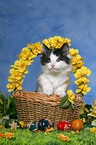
(56, 58, 61, 62)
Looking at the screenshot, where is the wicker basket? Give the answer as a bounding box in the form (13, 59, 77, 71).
(13, 90, 83, 129)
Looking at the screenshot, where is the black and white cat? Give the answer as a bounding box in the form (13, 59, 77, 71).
(36, 43, 72, 98)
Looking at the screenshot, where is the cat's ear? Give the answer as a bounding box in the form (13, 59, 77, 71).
(60, 43, 69, 56)
(42, 44, 49, 54)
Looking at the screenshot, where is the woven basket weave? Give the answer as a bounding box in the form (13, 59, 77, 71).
(13, 90, 83, 129)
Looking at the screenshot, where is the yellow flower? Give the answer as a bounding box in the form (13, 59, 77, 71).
(74, 66, 91, 78)
(71, 61, 84, 73)
(16, 85, 23, 91)
(24, 68, 29, 74)
(82, 118, 86, 123)
(1, 116, 5, 120)
(74, 69, 82, 78)
(71, 55, 84, 65)
(54, 36, 64, 43)
(90, 127, 96, 132)
(81, 66, 91, 76)
(90, 109, 93, 112)
(10, 69, 23, 79)
(75, 84, 91, 94)
(17, 47, 30, 60)
(35, 42, 42, 54)
(26, 53, 34, 63)
(42, 36, 71, 49)
(11, 59, 30, 74)
(11, 60, 27, 73)
(42, 38, 48, 44)
(27, 42, 42, 55)
(17, 48, 34, 66)
(93, 98, 96, 106)
(7, 69, 24, 92)
(84, 108, 89, 112)
(6, 83, 16, 92)
(67, 90, 75, 104)
(92, 105, 95, 109)
(56, 43, 63, 48)
(8, 76, 23, 83)
(43, 37, 57, 49)
(49, 37, 56, 43)
(28, 44, 37, 54)
(42, 39, 50, 48)
(54, 36, 65, 47)
(64, 38, 71, 46)
(22, 47, 30, 52)
(93, 110, 96, 115)
(74, 77, 91, 85)
(7, 81, 23, 92)
(90, 128, 96, 137)
(69, 48, 79, 56)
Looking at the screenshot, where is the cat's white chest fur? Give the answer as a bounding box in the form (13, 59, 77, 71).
(43, 69, 70, 89)
(36, 54, 72, 97)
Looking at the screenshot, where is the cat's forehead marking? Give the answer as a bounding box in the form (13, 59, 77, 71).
(50, 52, 58, 63)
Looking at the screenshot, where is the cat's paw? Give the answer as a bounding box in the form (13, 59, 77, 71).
(43, 86, 53, 96)
(55, 90, 66, 98)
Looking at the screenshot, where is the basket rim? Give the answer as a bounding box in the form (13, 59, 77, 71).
(13, 90, 83, 105)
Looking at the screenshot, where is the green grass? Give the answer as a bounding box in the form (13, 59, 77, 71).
(0, 126, 95, 145)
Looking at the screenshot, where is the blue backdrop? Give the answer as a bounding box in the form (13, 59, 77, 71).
(0, 0, 96, 105)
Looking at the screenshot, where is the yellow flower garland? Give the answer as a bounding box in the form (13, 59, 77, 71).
(69, 48, 91, 96)
(7, 43, 42, 93)
(7, 36, 91, 103)
(42, 36, 71, 49)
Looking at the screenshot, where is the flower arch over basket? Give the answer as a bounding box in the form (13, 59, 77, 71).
(7, 36, 91, 128)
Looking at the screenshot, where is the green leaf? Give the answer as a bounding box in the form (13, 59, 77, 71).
(0, 92, 7, 115)
(7, 95, 12, 110)
(0, 99, 3, 105)
(60, 95, 70, 108)
(6, 95, 18, 119)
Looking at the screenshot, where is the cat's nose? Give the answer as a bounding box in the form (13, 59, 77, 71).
(51, 64, 55, 68)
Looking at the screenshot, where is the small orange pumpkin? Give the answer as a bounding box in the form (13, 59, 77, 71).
(71, 119, 83, 130)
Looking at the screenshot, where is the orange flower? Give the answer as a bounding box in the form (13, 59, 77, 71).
(76, 130, 79, 134)
(71, 131, 75, 135)
(0, 126, 4, 129)
(0, 132, 4, 138)
(58, 134, 70, 141)
(5, 132, 14, 138)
